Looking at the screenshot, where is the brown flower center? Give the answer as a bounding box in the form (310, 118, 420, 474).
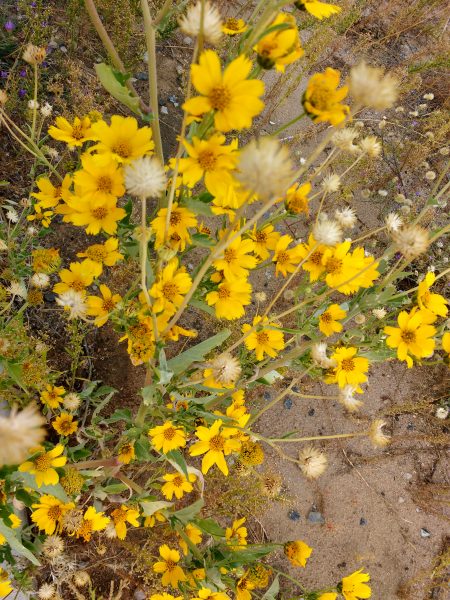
(162, 282, 179, 300)
(255, 231, 267, 243)
(218, 286, 231, 299)
(47, 505, 62, 521)
(163, 427, 177, 440)
(325, 257, 343, 274)
(276, 251, 290, 265)
(341, 358, 355, 372)
(71, 125, 85, 140)
(85, 245, 108, 262)
(209, 85, 232, 111)
(91, 206, 109, 220)
(225, 17, 240, 31)
(170, 211, 182, 226)
(97, 176, 113, 193)
(321, 312, 332, 323)
(197, 149, 218, 171)
(310, 85, 334, 111)
(165, 559, 177, 572)
(310, 250, 324, 265)
(256, 331, 270, 345)
(224, 248, 237, 263)
(59, 419, 73, 434)
(70, 279, 86, 292)
(111, 141, 132, 159)
(35, 454, 51, 471)
(77, 518, 93, 540)
(209, 434, 225, 452)
(173, 475, 184, 487)
(401, 330, 416, 344)
(102, 298, 116, 312)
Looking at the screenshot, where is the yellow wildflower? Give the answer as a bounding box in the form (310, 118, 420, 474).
(213, 236, 257, 281)
(144, 511, 166, 528)
(384, 308, 436, 368)
(31, 174, 72, 209)
(327, 347, 369, 388)
(273, 234, 303, 277)
(255, 13, 303, 72)
(286, 182, 311, 214)
(32, 247, 61, 274)
(236, 576, 255, 600)
(149, 421, 186, 454)
(189, 419, 241, 475)
(339, 569, 371, 600)
(151, 203, 197, 251)
(222, 18, 247, 35)
(52, 413, 78, 436)
(31, 495, 74, 534)
(442, 332, 450, 355)
(150, 595, 182, 600)
(110, 505, 140, 540)
(226, 517, 247, 550)
(300, 234, 327, 281)
(90, 115, 154, 163)
(77, 237, 123, 268)
(19, 444, 67, 487)
(183, 50, 264, 132)
(63, 195, 126, 235)
(303, 67, 349, 126)
(48, 115, 94, 147)
(178, 523, 202, 555)
(249, 224, 281, 260)
(86, 284, 121, 327)
(242, 316, 285, 361)
(295, 0, 341, 20)
(319, 304, 347, 336)
(321, 242, 379, 294)
(153, 544, 186, 588)
(118, 442, 135, 464)
(192, 588, 229, 600)
(417, 272, 448, 318)
(150, 258, 192, 317)
(161, 472, 196, 500)
(53, 260, 100, 295)
(74, 154, 125, 203)
(206, 279, 252, 320)
(284, 540, 313, 567)
(40, 384, 65, 409)
(76, 506, 110, 541)
(0, 568, 12, 598)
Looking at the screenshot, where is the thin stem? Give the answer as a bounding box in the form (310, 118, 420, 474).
(268, 432, 367, 442)
(30, 64, 38, 141)
(140, 197, 152, 308)
(249, 378, 299, 425)
(141, 0, 164, 165)
(272, 112, 306, 136)
(351, 224, 387, 245)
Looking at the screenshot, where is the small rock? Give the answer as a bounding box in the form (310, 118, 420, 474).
(404, 472, 413, 480)
(176, 64, 184, 75)
(160, 106, 169, 115)
(183, 36, 193, 45)
(420, 528, 431, 538)
(263, 391, 271, 401)
(283, 397, 293, 410)
(292, 386, 300, 393)
(168, 94, 179, 107)
(134, 590, 146, 600)
(288, 510, 300, 522)
(359, 517, 367, 526)
(59, 45, 67, 53)
(135, 72, 148, 81)
(44, 291, 56, 303)
(269, 120, 276, 125)
(308, 408, 315, 416)
(307, 510, 325, 524)
(48, 40, 58, 50)
(398, 496, 405, 504)
(406, 423, 414, 430)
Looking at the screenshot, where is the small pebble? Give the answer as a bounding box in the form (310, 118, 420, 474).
(288, 510, 300, 521)
(134, 590, 146, 600)
(404, 472, 413, 480)
(135, 72, 148, 81)
(176, 64, 184, 75)
(44, 291, 56, 303)
(263, 391, 271, 401)
(183, 36, 193, 45)
(292, 386, 299, 393)
(420, 528, 431, 538)
(406, 423, 414, 430)
(307, 510, 325, 524)
(283, 397, 293, 410)
(308, 408, 315, 416)
(359, 517, 367, 526)
(398, 496, 405, 504)
(160, 106, 169, 115)
(59, 45, 67, 53)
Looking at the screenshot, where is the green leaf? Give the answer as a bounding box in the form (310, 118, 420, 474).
(195, 518, 225, 537)
(140, 500, 173, 516)
(2, 361, 25, 390)
(167, 329, 231, 375)
(256, 370, 283, 385)
(11, 472, 69, 502)
(185, 197, 214, 217)
(134, 437, 153, 460)
(190, 298, 215, 316)
(101, 483, 129, 494)
(95, 63, 141, 115)
(262, 575, 279, 599)
(191, 233, 215, 247)
(141, 384, 161, 406)
(0, 520, 40, 566)
(166, 450, 189, 478)
(171, 498, 204, 525)
(105, 408, 132, 423)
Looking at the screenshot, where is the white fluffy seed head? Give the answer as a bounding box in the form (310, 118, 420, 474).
(334, 206, 357, 229)
(63, 392, 81, 412)
(236, 137, 293, 201)
(312, 218, 343, 246)
(42, 535, 65, 559)
(298, 446, 328, 479)
(349, 61, 398, 110)
(124, 156, 167, 198)
(369, 419, 391, 447)
(385, 212, 402, 232)
(73, 570, 91, 588)
(179, 0, 223, 45)
(359, 135, 381, 157)
(338, 385, 363, 412)
(37, 583, 56, 600)
(311, 342, 336, 369)
(393, 225, 429, 260)
(0, 405, 46, 466)
(321, 173, 341, 193)
(332, 128, 359, 153)
(209, 353, 242, 385)
(31, 273, 50, 289)
(56, 290, 87, 319)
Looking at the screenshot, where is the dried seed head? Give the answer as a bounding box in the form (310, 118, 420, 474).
(369, 419, 390, 447)
(42, 535, 65, 559)
(393, 225, 429, 260)
(208, 353, 242, 385)
(298, 446, 328, 479)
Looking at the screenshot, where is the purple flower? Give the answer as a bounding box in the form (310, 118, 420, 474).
(1, 71, 8, 79)
(19, 69, 27, 77)
(19, 88, 26, 98)
(4, 20, 15, 32)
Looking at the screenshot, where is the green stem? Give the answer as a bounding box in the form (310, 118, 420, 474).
(30, 64, 38, 142)
(141, 0, 164, 165)
(272, 112, 306, 136)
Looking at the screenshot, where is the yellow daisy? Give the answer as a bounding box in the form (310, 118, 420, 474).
(151, 203, 197, 251)
(150, 258, 192, 317)
(206, 278, 252, 320)
(0, 568, 12, 598)
(90, 115, 154, 163)
(273, 234, 303, 277)
(64, 195, 126, 235)
(300, 234, 327, 281)
(255, 13, 304, 72)
(303, 67, 349, 126)
(161, 472, 196, 500)
(319, 304, 347, 336)
(339, 569, 371, 600)
(442, 332, 450, 355)
(242, 316, 285, 361)
(31, 174, 72, 209)
(40, 384, 65, 409)
(117, 442, 135, 464)
(74, 154, 125, 203)
(153, 544, 186, 588)
(178, 523, 202, 555)
(226, 517, 247, 550)
(110, 505, 140, 540)
(284, 540, 313, 567)
(31, 494, 75, 534)
(177, 133, 238, 192)
(77, 237, 123, 268)
(149, 421, 186, 454)
(189, 419, 241, 475)
(222, 17, 247, 35)
(248, 224, 281, 261)
(417, 272, 448, 318)
(48, 115, 94, 147)
(52, 413, 78, 436)
(213, 236, 257, 281)
(183, 50, 265, 132)
(86, 284, 122, 327)
(19, 444, 67, 487)
(76, 506, 110, 541)
(286, 182, 311, 214)
(384, 308, 436, 368)
(53, 259, 100, 295)
(327, 347, 369, 388)
(295, 0, 341, 20)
